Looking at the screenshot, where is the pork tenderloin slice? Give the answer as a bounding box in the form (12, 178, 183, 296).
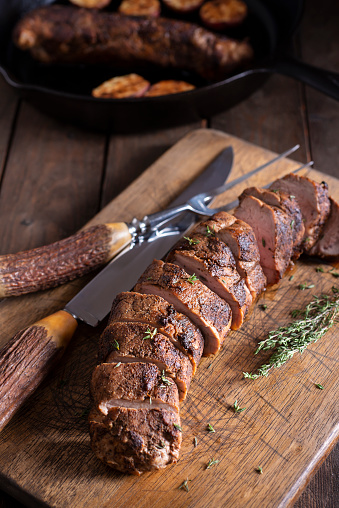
(91, 362, 180, 415)
(270, 173, 330, 252)
(241, 187, 305, 259)
(308, 197, 339, 259)
(134, 259, 232, 356)
(108, 292, 204, 373)
(166, 233, 251, 330)
(234, 195, 293, 284)
(89, 405, 181, 475)
(194, 212, 266, 298)
(98, 321, 192, 400)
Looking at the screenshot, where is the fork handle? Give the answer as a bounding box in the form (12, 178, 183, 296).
(0, 223, 131, 297)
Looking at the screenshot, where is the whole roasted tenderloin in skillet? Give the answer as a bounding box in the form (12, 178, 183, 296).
(134, 259, 232, 356)
(269, 173, 330, 252)
(13, 5, 253, 81)
(234, 195, 293, 285)
(89, 362, 181, 475)
(308, 197, 339, 259)
(166, 233, 251, 330)
(108, 292, 204, 374)
(240, 187, 305, 259)
(98, 321, 193, 401)
(193, 212, 266, 299)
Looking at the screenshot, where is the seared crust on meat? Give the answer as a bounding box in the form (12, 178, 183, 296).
(98, 321, 193, 400)
(89, 406, 181, 475)
(109, 292, 204, 373)
(167, 233, 251, 330)
(134, 259, 232, 355)
(308, 197, 339, 259)
(13, 5, 253, 81)
(235, 195, 293, 284)
(270, 173, 330, 252)
(194, 212, 266, 298)
(241, 187, 305, 259)
(91, 362, 180, 413)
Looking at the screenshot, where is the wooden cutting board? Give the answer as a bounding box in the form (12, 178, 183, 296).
(0, 129, 338, 508)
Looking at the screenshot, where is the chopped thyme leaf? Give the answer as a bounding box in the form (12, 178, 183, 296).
(316, 267, 325, 273)
(184, 236, 200, 245)
(147, 276, 152, 280)
(149, 397, 152, 404)
(315, 383, 324, 390)
(289, 275, 294, 281)
(206, 225, 216, 237)
(143, 326, 157, 340)
(259, 304, 267, 311)
(194, 437, 198, 447)
(262, 238, 266, 247)
(161, 370, 174, 385)
(289, 195, 295, 199)
(178, 479, 190, 492)
(233, 400, 246, 413)
(271, 189, 278, 193)
(114, 362, 122, 369)
(206, 458, 219, 469)
(174, 423, 182, 431)
(156, 441, 165, 449)
(290, 220, 295, 229)
(299, 283, 315, 290)
(329, 268, 339, 278)
(206, 423, 215, 433)
(256, 466, 263, 474)
(187, 273, 199, 284)
(111, 339, 120, 351)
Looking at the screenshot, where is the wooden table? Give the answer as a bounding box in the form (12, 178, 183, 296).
(0, 0, 338, 506)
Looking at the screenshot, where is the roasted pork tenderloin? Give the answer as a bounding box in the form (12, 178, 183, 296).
(307, 197, 339, 260)
(13, 5, 253, 81)
(269, 173, 330, 252)
(134, 259, 232, 356)
(98, 321, 193, 401)
(234, 195, 293, 284)
(108, 292, 204, 374)
(240, 187, 305, 259)
(166, 233, 251, 330)
(193, 211, 266, 299)
(89, 362, 181, 475)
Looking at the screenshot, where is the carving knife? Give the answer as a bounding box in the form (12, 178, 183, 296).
(0, 145, 234, 431)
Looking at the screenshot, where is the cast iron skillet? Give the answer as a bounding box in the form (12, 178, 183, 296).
(0, 0, 338, 132)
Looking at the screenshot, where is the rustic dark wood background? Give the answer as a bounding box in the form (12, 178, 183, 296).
(0, 0, 338, 506)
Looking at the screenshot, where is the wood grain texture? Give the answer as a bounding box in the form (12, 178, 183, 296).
(0, 129, 338, 508)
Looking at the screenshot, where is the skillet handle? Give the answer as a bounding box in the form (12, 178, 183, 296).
(271, 56, 339, 101)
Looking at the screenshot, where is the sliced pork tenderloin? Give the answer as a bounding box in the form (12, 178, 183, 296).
(89, 403, 181, 475)
(234, 195, 293, 284)
(270, 173, 330, 252)
(308, 197, 339, 260)
(108, 292, 204, 373)
(91, 362, 180, 414)
(241, 187, 305, 259)
(134, 259, 232, 356)
(166, 233, 251, 330)
(98, 321, 193, 401)
(194, 212, 266, 299)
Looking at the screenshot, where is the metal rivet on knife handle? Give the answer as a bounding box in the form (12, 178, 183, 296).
(0, 223, 132, 297)
(0, 310, 78, 432)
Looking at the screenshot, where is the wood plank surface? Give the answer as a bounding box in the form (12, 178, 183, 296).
(0, 129, 338, 508)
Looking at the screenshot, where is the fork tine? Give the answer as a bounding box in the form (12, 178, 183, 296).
(201, 144, 300, 205)
(205, 160, 314, 215)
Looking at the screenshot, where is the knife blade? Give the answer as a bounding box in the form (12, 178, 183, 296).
(0, 147, 233, 431)
(0, 146, 234, 298)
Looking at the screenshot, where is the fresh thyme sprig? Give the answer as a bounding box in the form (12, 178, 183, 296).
(206, 423, 215, 433)
(143, 327, 157, 340)
(178, 479, 191, 492)
(187, 273, 199, 284)
(233, 400, 246, 413)
(243, 289, 339, 379)
(206, 458, 219, 469)
(184, 236, 200, 245)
